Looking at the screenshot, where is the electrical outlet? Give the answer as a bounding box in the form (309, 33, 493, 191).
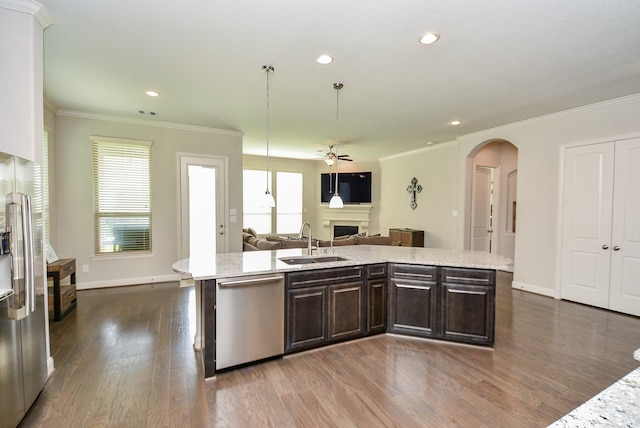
(82, 264, 89, 273)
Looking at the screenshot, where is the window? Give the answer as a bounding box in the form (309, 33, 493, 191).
(92, 137, 152, 254)
(276, 171, 303, 234)
(243, 169, 303, 235)
(43, 130, 50, 242)
(243, 169, 272, 234)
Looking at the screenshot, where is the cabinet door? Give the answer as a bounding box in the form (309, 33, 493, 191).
(560, 142, 614, 307)
(286, 286, 328, 352)
(441, 268, 495, 346)
(366, 279, 387, 334)
(388, 263, 438, 338)
(328, 282, 364, 341)
(609, 137, 640, 316)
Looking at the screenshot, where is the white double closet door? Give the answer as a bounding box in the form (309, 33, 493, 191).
(560, 137, 640, 316)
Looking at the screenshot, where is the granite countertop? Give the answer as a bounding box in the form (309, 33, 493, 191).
(172, 245, 513, 280)
(548, 350, 640, 427)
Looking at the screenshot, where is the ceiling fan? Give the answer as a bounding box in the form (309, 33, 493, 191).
(320, 145, 353, 166)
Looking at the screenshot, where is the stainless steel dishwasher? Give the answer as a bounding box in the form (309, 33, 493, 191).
(215, 273, 284, 370)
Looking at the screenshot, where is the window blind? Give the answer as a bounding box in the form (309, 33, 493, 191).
(92, 137, 152, 254)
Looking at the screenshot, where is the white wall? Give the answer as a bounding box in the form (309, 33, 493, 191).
(53, 112, 243, 289)
(378, 142, 459, 249)
(457, 94, 640, 297)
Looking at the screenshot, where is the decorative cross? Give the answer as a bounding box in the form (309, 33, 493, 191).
(406, 177, 422, 210)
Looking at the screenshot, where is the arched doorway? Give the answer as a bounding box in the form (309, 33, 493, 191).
(464, 140, 518, 270)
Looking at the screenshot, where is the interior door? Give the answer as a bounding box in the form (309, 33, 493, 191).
(471, 166, 493, 252)
(179, 156, 227, 261)
(608, 137, 640, 316)
(560, 142, 614, 307)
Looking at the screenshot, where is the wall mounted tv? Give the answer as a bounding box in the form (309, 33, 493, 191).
(321, 172, 372, 204)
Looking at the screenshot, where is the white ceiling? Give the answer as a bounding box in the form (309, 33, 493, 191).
(41, 0, 640, 162)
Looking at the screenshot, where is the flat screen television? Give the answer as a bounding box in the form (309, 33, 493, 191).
(321, 171, 372, 204)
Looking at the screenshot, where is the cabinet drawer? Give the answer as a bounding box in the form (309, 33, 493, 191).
(366, 263, 387, 279)
(441, 267, 495, 286)
(48, 284, 76, 310)
(47, 258, 76, 277)
(389, 263, 436, 281)
(287, 266, 364, 289)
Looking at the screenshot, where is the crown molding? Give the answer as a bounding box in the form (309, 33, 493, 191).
(0, 0, 53, 28)
(379, 140, 458, 161)
(457, 92, 640, 142)
(55, 109, 245, 137)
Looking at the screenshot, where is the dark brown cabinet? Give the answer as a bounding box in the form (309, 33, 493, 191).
(388, 264, 438, 338)
(365, 264, 387, 334)
(388, 264, 496, 347)
(328, 283, 363, 341)
(285, 266, 365, 353)
(441, 267, 495, 346)
(287, 286, 328, 350)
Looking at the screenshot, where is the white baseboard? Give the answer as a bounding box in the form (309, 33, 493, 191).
(511, 280, 555, 298)
(76, 273, 181, 290)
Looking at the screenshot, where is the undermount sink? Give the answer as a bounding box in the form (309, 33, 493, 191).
(278, 255, 349, 265)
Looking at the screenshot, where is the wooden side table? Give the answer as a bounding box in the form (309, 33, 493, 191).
(47, 258, 77, 321)
(389, 228, 425, 247)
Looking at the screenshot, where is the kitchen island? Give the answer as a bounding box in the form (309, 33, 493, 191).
(173, 245, 512, 377)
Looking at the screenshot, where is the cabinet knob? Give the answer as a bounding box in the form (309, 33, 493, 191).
(602, 245, 609, 250)
(613, 246, 621, 251)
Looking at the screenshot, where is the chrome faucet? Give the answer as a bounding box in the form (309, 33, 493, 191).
(299, 222, 313, 255)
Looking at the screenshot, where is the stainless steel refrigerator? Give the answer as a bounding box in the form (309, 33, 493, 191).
(0, 153, 47, 428)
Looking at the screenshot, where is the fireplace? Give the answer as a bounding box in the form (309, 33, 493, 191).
(319, 204, 372, 240)
(334, 225, 358, 237)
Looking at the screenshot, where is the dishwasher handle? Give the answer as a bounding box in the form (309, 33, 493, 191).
(217, 275, 284, 288)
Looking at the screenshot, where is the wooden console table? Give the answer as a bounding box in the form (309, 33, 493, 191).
(389, 228, 425, 247)
(47, 258, 77, 321)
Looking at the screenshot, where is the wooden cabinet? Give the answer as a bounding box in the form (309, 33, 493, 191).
(365, 264, 387, 334)
(389, 228, 425, 247)
(441, 267, 495, 346)
(328, 283, 363, 341)
(47, 258, 77, 321)
(286, 286, 328, 351)
(388, 264, 438, 338)
(388, 263, 496, 347)
(285, 266, 364, 353)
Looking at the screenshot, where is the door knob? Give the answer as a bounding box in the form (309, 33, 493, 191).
(602, 244, 609, 250)
(613, 246, 620, 251)
(219, 224, 224, 235)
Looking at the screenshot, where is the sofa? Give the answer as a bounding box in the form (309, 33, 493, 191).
(242, 228, 396, 251)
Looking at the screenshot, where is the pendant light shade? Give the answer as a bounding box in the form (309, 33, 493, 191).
(262, 65, 276, 208)
(329, 82, 344, 209)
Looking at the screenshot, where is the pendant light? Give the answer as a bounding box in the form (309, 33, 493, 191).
(329, 82, 344, 209)
(262, 65, 276, 208)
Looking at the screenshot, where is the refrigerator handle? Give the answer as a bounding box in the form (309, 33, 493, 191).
(21, 194, 35, 314)
(6, 192, 35, 319)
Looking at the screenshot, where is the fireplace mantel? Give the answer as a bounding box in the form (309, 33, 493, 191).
(319, 204, 372, 239)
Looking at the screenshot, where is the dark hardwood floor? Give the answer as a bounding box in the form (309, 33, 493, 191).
(22, 272, 640, 427)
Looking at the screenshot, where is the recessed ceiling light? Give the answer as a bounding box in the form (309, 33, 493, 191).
(450, 120, 462, 126)
(419, 32, 440, 45)
(426, 141, 434, 146)
(316, 54, 333, 65)
(145, 90, 159, 97)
